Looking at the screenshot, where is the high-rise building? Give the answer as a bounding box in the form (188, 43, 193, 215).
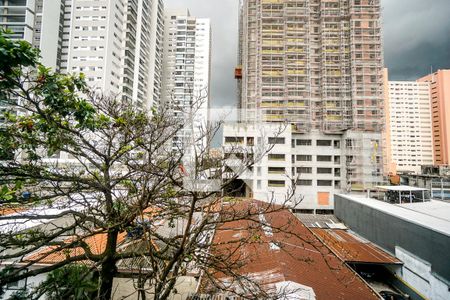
(61, 0, 164, 110)
(1, 0, 37, 42)
(1, 0, 165, 163)
(0, 0, 64, 70)
(161, 10, 211, 150)
(224, 0, 384, 212)
(384, 70, 434, 174)
(418, 70, 450, 166)
(1, 0, 165, 110)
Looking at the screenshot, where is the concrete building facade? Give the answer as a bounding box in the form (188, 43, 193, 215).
(418, 70, 450, 166)
(161, 10, 211, 150)
(384, 76, 434, 174)
(223, 123, 382, 212)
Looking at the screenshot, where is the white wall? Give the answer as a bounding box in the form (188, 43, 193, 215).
(396, 246, 450, 300)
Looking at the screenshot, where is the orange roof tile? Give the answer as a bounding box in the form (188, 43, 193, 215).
(311, 228, 402, 265)
(0, 207, 26, 216)
(202, 199, 379, 300)
(25, 232, 127, 265)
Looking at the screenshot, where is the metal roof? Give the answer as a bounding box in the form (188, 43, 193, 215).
(376, 185, 428, 192)
(311, 229, 402, 265)
(295, 213, 347, 229)
(338, 195, 450, 236)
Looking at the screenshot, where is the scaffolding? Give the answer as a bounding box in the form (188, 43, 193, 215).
(239, 0, 383, 128)
(238, 0, 385, 192)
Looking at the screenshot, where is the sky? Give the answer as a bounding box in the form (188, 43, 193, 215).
(166, 0, 450, 109)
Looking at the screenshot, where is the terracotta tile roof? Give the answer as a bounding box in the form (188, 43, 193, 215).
(201, 199, 380, 300)
(311, 228, 402, 265)
(24, 232, 127, 265)
(0, 206, 26, 216)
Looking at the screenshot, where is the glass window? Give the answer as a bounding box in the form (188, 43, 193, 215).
(268, 137, 285, 144)
(317, 180, 333, 186)
(297, 179, 312, 186)
(317, 155, 332, 162)
(297, 155, 312, 161)
(316, 140, 332, 146)
(297, 139, 311, 146)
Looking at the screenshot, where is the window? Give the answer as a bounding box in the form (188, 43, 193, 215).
(297, 179, 312, 186)
(297, 167, 312, 174)
(268, 180, 285, 187)
(334, 168, 341, 176)
(317, 168, 332, 174)
(317, 155, 332, 162)
(317, 180, 333, 186)
(268, 167, 285, 174)
(297, 155, 312, 161)
(297, 139, 311, 146)
(225, 136, 244, 143)
(268, 137, 285, 144)
(316, 140, 332, 146)
(268, 154, 285, 161)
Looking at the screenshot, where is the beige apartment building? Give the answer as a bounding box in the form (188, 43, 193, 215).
(224, 0, 385, 212)
(384, 70, 434, 174)
(418, 70, 450, 166)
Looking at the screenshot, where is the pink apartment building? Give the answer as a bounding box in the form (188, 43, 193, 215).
(418, 70, 450, 165)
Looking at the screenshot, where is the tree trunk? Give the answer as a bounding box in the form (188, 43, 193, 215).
(98, 230, 119, 300)
(137, 276, 147, 300)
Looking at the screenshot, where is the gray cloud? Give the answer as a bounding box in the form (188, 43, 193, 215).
(165, 0, 239, 109)
(381, 0, 450, 80)
(165, 0, 450, 106)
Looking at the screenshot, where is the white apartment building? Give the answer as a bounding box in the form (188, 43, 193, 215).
(61, 0, 164, 109)
(1, 0, 165, 110)
(1, 0, 165, 163)
(161, 10, 211, 150)
(0, 0, 36, 42)
(223, 123, 382, 213)
(386, 81, 434, 174)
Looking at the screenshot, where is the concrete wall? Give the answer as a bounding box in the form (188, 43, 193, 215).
(335, 195, 450, 298)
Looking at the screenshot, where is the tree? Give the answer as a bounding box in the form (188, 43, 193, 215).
(0, 30, 316, 300)
(38, 264, 98, 300)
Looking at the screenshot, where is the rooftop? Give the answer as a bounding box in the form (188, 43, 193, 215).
(311, 229, 402, 265)
(24, 232, 128, 265)
(376, 185, 428, 192)
(295, 213, 347, 229)
(201, 199, 379, 300)
(337, 195, 450, 236)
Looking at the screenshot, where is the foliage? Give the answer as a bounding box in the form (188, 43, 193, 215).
(39, 264, 98, 300)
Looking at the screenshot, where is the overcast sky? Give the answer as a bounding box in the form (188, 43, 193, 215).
(166, 0, 450, 108)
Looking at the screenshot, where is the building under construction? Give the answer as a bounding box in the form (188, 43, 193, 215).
(239, 0, 383, 131)
(224, 0, 385, 211)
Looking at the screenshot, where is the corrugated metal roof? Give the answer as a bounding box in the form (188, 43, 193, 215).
(311, 229, 402, 265)
(295, 213, 346, 229)
(201, 199, 380, 300)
